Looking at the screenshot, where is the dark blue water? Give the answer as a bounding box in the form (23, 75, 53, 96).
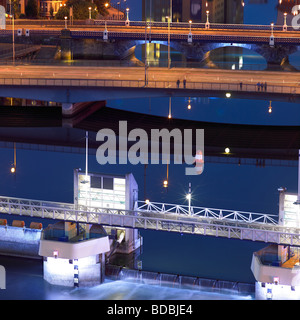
(0, 0, 299, 300)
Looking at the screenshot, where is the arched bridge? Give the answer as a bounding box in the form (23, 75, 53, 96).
(2, 20, 300, 67)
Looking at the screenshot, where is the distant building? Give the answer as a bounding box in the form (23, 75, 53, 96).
(142, 0, 243, 24)
(39, 0, 63, 18)
(105, 5, 125, 20)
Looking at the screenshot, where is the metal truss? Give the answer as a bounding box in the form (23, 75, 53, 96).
(135, 201, 278, 225)
(0, 196, 300, 246)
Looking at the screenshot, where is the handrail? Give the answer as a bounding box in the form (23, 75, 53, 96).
(0, 77, 297, 95)
(6, 19, 297, 31)
(1, 195, 300, 245)
(135, 200, 278, 225)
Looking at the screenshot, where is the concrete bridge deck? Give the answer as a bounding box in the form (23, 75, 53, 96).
(0, 66, 299, 106)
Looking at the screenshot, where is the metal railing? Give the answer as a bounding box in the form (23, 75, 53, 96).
(6, 19, 298, 32)
(134, 200, 278, 225)
(0, 195, 300, 246)
(0, 77, 298, 95)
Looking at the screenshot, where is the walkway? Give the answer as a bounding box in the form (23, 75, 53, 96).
(0, 195, 300, 247)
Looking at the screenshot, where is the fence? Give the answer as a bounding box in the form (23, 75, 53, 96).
(0, 77, 298, 95)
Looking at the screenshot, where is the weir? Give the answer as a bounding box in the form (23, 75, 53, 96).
(105, 265, 255, 296)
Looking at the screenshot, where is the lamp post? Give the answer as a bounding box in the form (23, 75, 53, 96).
(125, 8, 130, 26)
(283, 12, 287, 31)
(269, 22, 274, 46)
(205, 10, 210, 29)
(186, 183, 191, 215)
(10, 13, 15, 65)
(88, 7, 92, 20)
(188, 20, 192, 43)
(64, 16, 68, 29)
(166, 15, 171, 69)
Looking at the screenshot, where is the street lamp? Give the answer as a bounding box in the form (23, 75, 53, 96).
(186, 183, 191, 215)
(10, 14, 15, 65)
(188, 20, 192, 43)
(88, 7, 92, 20)
(269, 22, 274, 46)
(205, 10, 210, 29)
(125, 7, 130, 26)
(64, 16, 68, 29)
(283, 12, 287, 31)
(166, 15, 171, 69)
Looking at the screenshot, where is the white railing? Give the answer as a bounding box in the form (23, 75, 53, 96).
(1, 195, 300, 246)
(134, 200, 278, 225)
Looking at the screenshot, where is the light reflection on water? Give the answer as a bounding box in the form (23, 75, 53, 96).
(44, 279, 254, 301)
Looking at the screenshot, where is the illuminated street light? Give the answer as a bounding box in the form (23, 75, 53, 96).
(125, 8, 130, 26)
(205, 10, 210, 29)
(269, 22, 274, 46)
(163, 180, 168, 188)
(225, 147, 230, 154)
(283, 12, 287, 32)
(226, 92, 231, 98)
(64, 16, 68, 29)
(186, 183, 191, 215)
(188, 20, 192, 43)
(88, 7, 92, 20)
(145, 199, 150, 204)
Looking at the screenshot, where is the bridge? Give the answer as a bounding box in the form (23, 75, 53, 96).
(2, 20, 300, 66)
(0, 194, 299, 247)
(0, 65, 299, 114)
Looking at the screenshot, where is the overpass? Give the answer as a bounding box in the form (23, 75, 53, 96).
(0, 66, 299, 114)
(2, 20, 300, 66)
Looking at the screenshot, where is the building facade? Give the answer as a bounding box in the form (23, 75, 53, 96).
(142, 0, 243, 24)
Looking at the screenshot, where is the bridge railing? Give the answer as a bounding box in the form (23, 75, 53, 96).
(0, 77, 297, 95)
(134, 200, 278, 225)
(6, 19, 297, 32)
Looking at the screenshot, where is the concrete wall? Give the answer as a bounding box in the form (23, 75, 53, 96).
(251, 253, 300, 287)
(39, 236, 110, 259)
(0, 225, 41, 259)
(43, 255, 103, 287)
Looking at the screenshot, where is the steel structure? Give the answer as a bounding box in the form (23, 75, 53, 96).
(0, 196, 300, 246)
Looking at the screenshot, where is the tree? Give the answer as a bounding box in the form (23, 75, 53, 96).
(25, 0, 38, 18)
(55, 0, 109, 20)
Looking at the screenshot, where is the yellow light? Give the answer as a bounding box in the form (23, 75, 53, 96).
(163, 180, 168, 188)
(186, 194, 191, 200)
(10, 166, 15, 173)
(168, 114, 172, 119)
(225, 92, 231, 98)
(145, 199, 150, 204)
(187, 104, 191, 110)
(268, 101, 272, 113)
(225, 147, 230, 154)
